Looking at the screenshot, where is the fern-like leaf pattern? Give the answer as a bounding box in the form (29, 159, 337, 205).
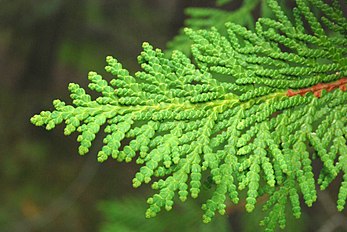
(31, 0, 347, 230)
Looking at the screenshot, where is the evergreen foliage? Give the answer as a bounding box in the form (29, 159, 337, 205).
(167, 0, 262, 55)
(31, 0, 347, 230)
(98, 196, 306, 232)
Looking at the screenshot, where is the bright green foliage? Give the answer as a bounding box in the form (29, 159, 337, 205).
(31, 0, 347, 231)
(99, 196, 306, 232)
(167, 0, 261, 55)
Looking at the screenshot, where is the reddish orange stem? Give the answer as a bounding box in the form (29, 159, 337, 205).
(287, 77, 347, 98)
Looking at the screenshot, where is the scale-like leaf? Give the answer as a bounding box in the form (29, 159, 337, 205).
(31, 0, 347, 230)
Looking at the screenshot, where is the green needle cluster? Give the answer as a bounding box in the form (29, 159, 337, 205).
(31, 0, 347, 230)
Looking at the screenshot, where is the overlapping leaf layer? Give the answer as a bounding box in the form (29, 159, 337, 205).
(31, 0, 347, 230)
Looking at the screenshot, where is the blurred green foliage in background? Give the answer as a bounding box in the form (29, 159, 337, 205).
(1, 1, 179, 231)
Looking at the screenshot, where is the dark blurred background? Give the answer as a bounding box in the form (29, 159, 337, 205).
(0, 1, 219, 231)
(1, 1, 347, 232)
